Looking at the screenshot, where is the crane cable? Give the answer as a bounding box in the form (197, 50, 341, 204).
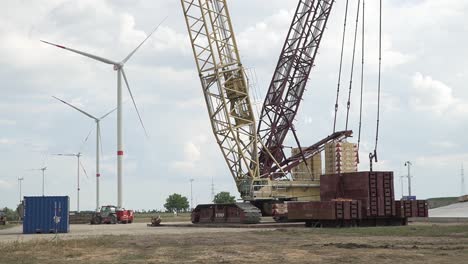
(370, 0, 383, 170)
(357, 0, 365, 158)
(332, 0, 349, 133)
(345, 0, 361, 131)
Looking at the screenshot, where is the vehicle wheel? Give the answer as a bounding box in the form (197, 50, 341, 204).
(91, 216, 101, 225)
(110, 215, 117, 224)
(273, 216, 288, 223)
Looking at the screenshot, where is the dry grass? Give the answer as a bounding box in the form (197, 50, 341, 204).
(0, 224, 467, 264)
(0, 224, 17, 230)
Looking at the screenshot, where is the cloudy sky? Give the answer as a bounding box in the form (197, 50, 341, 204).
(1, 0, 467, 211)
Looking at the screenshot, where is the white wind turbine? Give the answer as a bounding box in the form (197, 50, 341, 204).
(30, 167, 47, 196)
(53, 96, 115, 211)
(53, 153, 88, 212)
(42, 19, 164, 208)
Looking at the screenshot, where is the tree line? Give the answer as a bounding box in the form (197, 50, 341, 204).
(2, 191, 237, 216)
(163, 191, 236, 213)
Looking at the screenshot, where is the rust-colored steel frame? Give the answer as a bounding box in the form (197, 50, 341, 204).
(269, 130, 352, 178)
(258, 0, 334, 176)
(181, 0, 259, 198)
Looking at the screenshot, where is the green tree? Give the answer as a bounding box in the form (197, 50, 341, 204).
(164, 194, 189, 214)
(213, 192, 236, 204)
(2, 207, 19, 221)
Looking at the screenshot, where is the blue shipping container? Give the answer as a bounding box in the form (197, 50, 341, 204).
(23, 196, 70, 234)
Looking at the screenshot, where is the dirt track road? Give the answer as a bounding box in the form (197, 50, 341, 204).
(0, 222, 272, 243)
(1, 223, 467, 263)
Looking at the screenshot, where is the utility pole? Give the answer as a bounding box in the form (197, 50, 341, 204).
(190, 179, 194, 210)
(211, 177, 215, 202)
(405, 161, 412, 197)
(400, 175, 405, 199)
(18, 177, 24, 204)
(462, 163, 465, 196)
(77, 153, 81, 212)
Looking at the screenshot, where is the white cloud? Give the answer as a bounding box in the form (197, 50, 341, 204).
(411, 72, 468, 116)
(237, 9, 291, 59)
(429, 141, 456, 149)
(0, 120, 16, 126)
(0, 138, 16, 145)
(170, 141, 201, 172)
(0, 179, 13, 190)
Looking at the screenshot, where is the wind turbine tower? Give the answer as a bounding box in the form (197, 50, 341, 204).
(54, 153, 88, 212)
(36, 167, 47, 196)
(53, 96, 115, 211)
(42, 19, 164, 208)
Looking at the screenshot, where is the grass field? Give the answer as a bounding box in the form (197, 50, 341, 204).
(0, 224, 16, 230)
(0, 224, 467, 264)
(427, 197, 459, 209)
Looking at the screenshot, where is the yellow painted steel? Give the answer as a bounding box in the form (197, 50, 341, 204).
(181, 0, 259, 198)
(181, 0, 333, 203)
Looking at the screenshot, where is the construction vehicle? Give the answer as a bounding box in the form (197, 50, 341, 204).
(181, 0, 427, 225)
(90, 205, 134, 224)
(181, 0, 339, 222)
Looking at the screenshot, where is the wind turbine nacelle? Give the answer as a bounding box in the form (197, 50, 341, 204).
(113, 64, 123, 71)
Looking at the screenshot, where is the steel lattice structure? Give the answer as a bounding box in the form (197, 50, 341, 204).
(181, 0, 259, 198)
(258, 0, 334, 176)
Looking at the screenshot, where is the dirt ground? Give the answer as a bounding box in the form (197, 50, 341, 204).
(0, 222, 467, 264)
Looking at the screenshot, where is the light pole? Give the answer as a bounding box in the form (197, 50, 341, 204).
(190, 179, 194, 210)
(404, 161, 412, 197)
(18, 177, 24, 204)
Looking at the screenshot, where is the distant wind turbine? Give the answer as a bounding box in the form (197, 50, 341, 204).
(53, 96, 115, 211)
(53, 153, 88, 212)
(42, 18, 165, 208)
(30, 167, 47, 196)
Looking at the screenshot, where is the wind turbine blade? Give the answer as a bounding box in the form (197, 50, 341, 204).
(53, 153, 76, 157)
(52, 96, 98, 120)
(79, 161, 89, 179)
(121, 69, 149, 138)
(41, 152, 48, 167)
(41, 40, 117, 65)
(80, 125, 94, 152)
(99, 106, 117, 120)
(121, 17, 167, 64)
